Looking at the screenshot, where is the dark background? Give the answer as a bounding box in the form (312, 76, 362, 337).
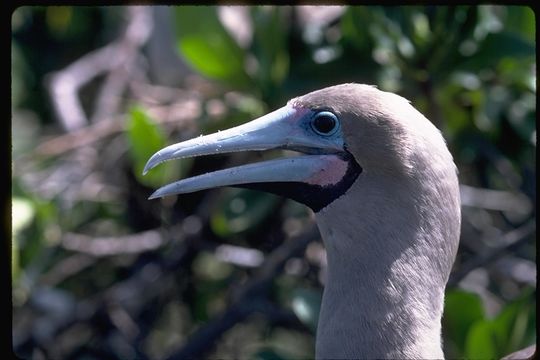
(12, 6, 535, 359)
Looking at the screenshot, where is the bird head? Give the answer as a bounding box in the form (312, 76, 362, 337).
(144, 84, 456, 214)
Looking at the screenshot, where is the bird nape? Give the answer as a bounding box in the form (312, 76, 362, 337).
(143, 83, 461, 359)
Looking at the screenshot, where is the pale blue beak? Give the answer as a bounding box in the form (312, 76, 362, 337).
(143, 105, 345, 200)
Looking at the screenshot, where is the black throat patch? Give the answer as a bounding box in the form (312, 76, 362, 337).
(237, 152, 362, 212)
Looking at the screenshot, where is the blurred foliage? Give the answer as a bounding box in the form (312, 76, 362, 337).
(210, 188, 281, 238)
(444, 289, 536, 358)
(173, 7, 253, 89)
(12, 5, 535, 360)
(288, 287, 321, 334)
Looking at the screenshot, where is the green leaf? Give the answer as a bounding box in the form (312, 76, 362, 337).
(340, 7, 375, 52)
(481, 31, 535, 59)
(457, 31, 535, 73)
(172, 6, 252, 88)
(250, 7, 289, 99)
(491, 289, 536, 356)
(465, 320, 498, 359)
(126, 106, 183, 188)
(504, 6, 535, 42)
(11, 197, 35, 281)
(455, 289, 536, 359)
(10, 184, 61, 276)
(443, 290, 486, 355)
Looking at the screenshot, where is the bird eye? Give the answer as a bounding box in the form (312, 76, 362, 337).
(311, 111, 339, 136)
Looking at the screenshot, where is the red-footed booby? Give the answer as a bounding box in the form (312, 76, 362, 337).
(143, 84, 461, 359)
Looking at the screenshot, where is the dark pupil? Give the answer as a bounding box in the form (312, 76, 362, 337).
(314, 114, 336, 134)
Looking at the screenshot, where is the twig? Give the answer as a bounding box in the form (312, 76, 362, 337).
(47, 7, 153, 132)
(448, 220, 536, 287)
(41, 254, 97, 287)
(61, 229, 167, 257)
(460, 184, 532, 215)
(91, 7, 153, 123)
(28, 98, 200, 158)
(214, 244, 265, 268)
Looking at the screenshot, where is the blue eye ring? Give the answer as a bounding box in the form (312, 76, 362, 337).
(311, 111, 340, 136)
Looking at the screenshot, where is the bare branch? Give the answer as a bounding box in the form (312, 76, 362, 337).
(41, 254, 97, 287)
(214, 244, 265, 268)
(47, 7, 153, 132)
(460, 184, 532, 215)
(62, 229, 167, 257)
(28, 98, 200, 158)
(448, 220, 536, 287)
(91, 7, 153, 123)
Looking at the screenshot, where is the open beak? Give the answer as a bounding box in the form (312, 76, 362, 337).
(143, 105, 349, 201)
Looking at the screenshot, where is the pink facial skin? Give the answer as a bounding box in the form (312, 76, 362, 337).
(306, 155, 349, 187)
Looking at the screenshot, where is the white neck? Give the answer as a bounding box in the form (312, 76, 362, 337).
(314, 169, 460, 359)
